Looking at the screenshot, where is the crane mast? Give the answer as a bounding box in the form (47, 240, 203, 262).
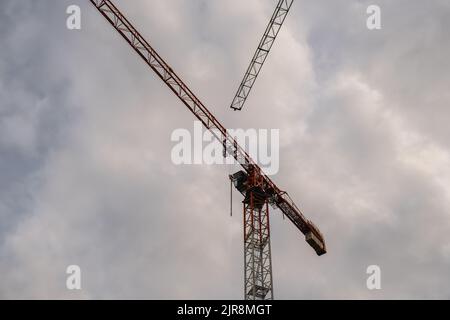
(90, 0, 326, 300)
(230, 0, 294, 111)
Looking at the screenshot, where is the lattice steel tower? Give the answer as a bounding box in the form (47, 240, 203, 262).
(242, 167, 274, 299)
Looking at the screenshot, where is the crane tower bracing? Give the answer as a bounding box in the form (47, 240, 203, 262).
(230, 0, 295, 111)
(90, 0, 326, 300)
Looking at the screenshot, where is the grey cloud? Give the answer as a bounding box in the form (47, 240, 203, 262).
(0, 0, 449, 299)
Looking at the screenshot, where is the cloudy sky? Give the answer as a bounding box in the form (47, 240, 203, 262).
(1, 0, 450, 299)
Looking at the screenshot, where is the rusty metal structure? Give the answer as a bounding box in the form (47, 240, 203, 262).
(230, 0, 294, 111)
(90, 0, 326, 300)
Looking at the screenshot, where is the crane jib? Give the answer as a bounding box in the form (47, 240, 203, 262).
(90, 0, 326, 256)
(230, 0, 295, 111)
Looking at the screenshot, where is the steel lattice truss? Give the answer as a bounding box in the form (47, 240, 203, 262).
(90, 0, 326, 299)
(230, 0, 294, 111)
(244, 191, 274, 300)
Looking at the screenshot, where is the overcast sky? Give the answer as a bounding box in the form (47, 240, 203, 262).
(1, 0, 450, 299)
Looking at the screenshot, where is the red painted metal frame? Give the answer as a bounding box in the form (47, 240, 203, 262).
(90, 0, 326, 255)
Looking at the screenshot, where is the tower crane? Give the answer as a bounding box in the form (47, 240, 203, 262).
(230, 0, 294, 111)
(90, 0, 326, 300)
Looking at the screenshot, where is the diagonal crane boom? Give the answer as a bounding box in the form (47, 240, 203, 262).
(230, 0, 294, 111)
(90, 0, 326, 299)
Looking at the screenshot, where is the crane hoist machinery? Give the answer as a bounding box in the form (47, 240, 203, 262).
(90, 0, 326, 300)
